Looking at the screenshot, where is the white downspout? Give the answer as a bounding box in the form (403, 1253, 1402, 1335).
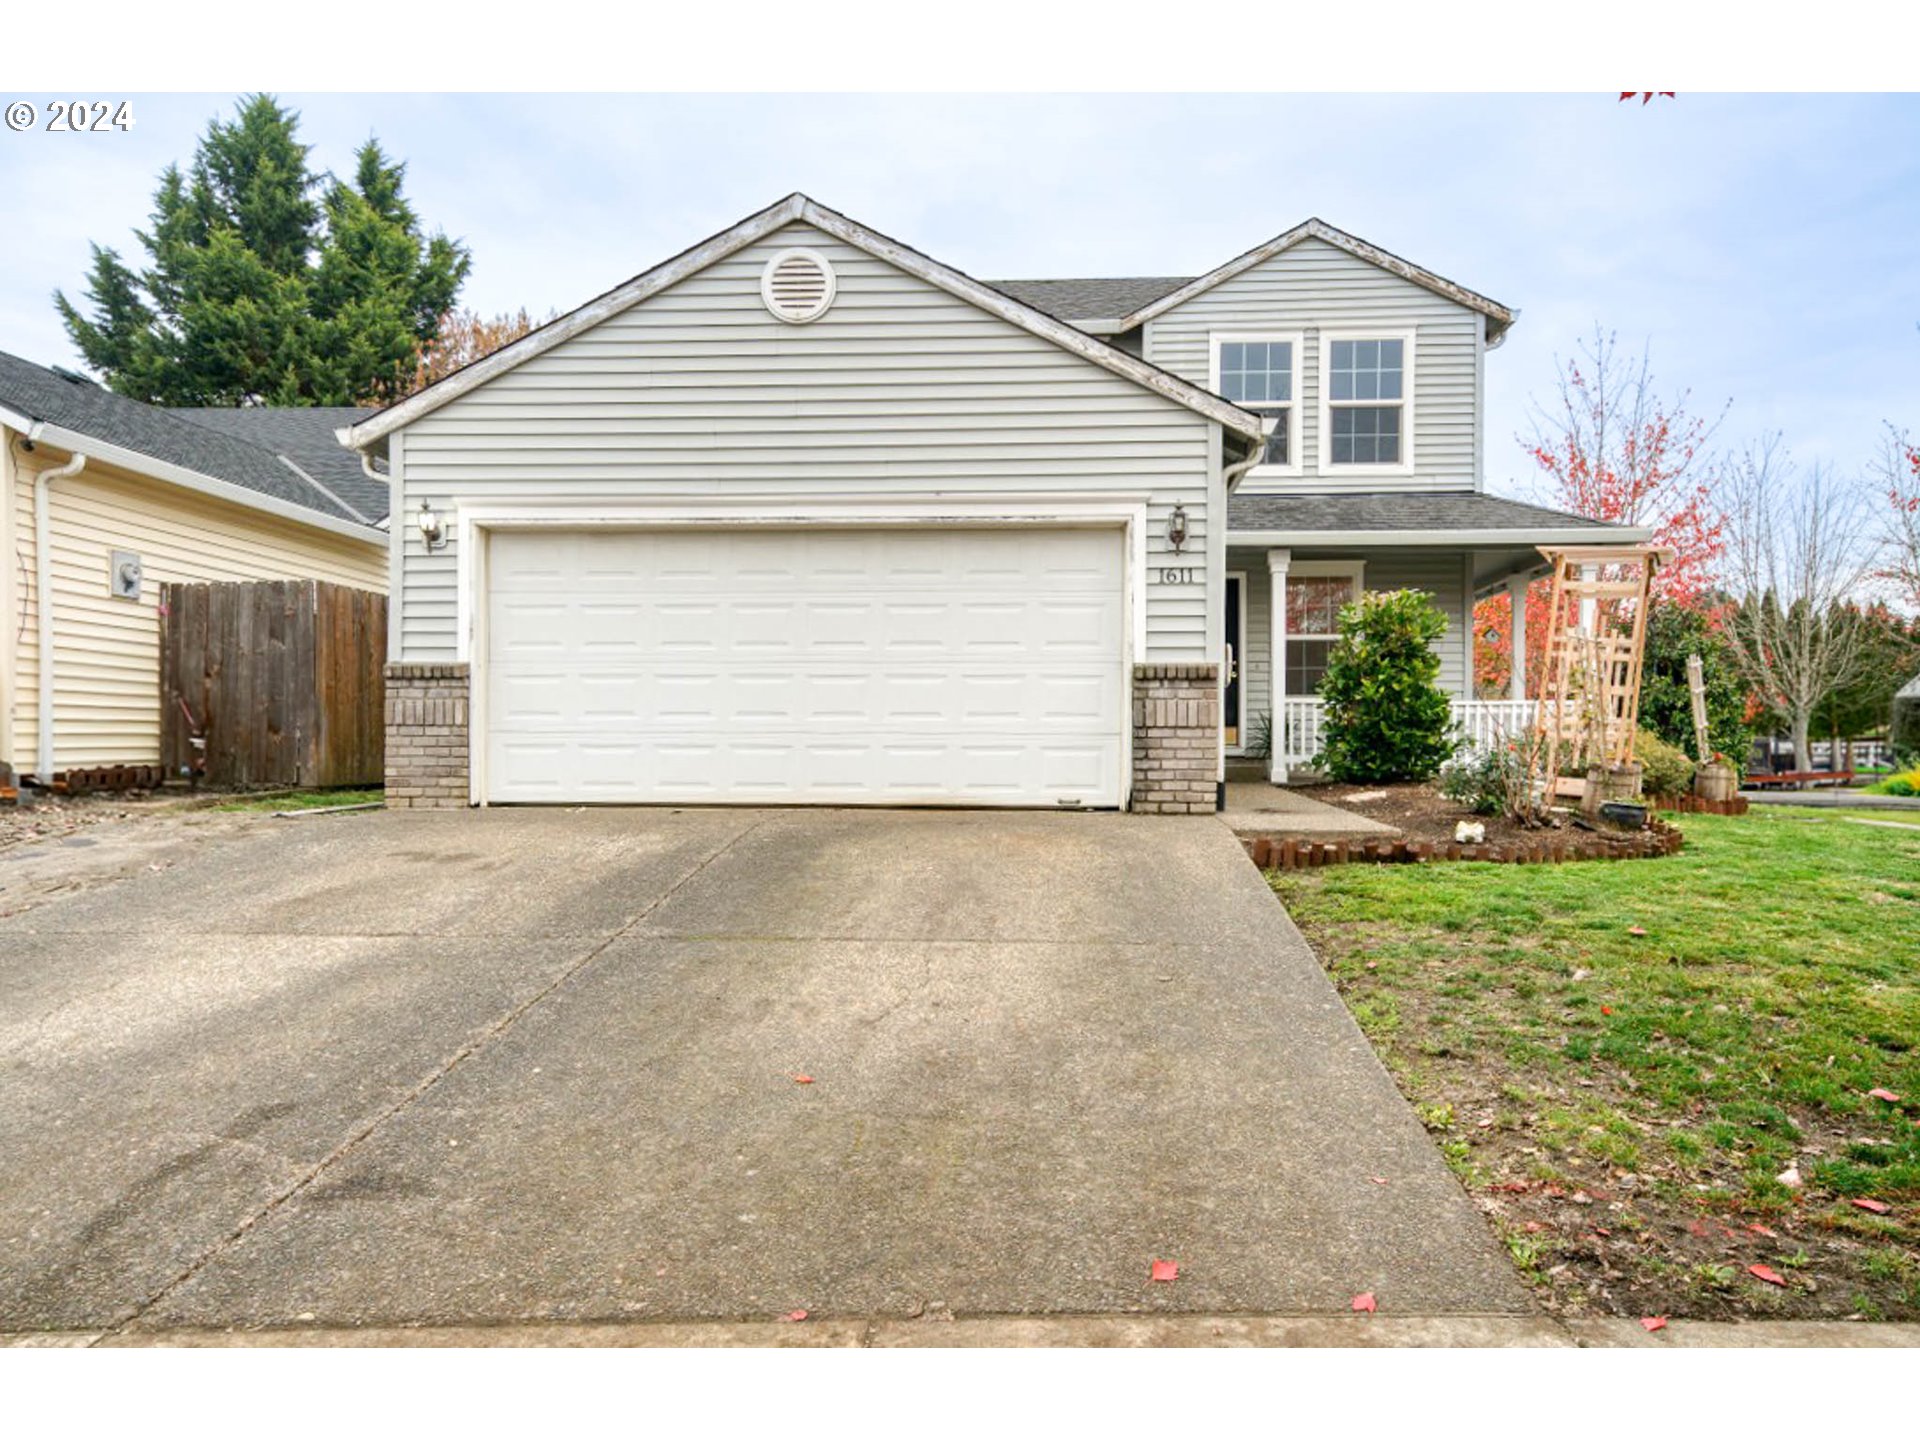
(33, 447, 88, 784)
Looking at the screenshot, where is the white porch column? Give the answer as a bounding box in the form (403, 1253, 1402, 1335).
(1267, 548, 1291, 784)
(1507, 574, 1529, 702)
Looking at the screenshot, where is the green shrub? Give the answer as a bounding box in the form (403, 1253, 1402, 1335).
(1873, 769, 1920, 797)
(1438, 748, 1513, 815)
(1636, 727, 1696, 798)
(1319, 589, 1458, 783)
(1639, 604, 1756, 769)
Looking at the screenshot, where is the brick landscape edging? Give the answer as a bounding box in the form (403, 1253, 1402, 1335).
(1650, 793, 1749, 816)
(1245, 816, 1684, 870)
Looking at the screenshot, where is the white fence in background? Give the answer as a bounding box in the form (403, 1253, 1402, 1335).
(1271, 697, 1539, 780)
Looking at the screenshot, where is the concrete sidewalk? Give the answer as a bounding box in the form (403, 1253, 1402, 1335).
(11, 1313, 1918, 1348)
(1746, 790, 1920, 810)
(1220, 782, 1400, 841)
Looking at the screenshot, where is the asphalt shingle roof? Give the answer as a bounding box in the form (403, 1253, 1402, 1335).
(985, 277, 1192, 323)
(167, 405, 385, 523)
(1227, 490, 1637, 536)
(0, 350, 385, 528)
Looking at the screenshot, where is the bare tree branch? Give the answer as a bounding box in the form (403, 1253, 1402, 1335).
(1717, 436, 1886, 776)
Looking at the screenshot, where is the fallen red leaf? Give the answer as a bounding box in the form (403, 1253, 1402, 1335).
(1626, 926, 1648, 937)
(1640, 1315, 1668, 1332)
(792, 1074, 814, 1085)
(1747, 1223, 1779, 1239)
(1592, 1227, 1611, 1238)
(1150, 1259, 1178, 1283)
(1687, 1220, 1709, 1238)
(1351, 1292, 1377, 1314)
(1368, 1176, 1390, 1186)
(783, 1309, 809, 1322)
(1868, 1088, 1902, 1103)
(1852, 1197, 1892, 1215)
(1601, 1005, 1613, 1016)
(1748, 1264, 1787, 1287)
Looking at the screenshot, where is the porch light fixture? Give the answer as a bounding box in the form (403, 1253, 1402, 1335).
(1166, 504, 1190, 553)
(417, 500, 445, 551)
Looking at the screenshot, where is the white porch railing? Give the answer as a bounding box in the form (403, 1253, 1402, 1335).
(1271, 698, 1539, 780)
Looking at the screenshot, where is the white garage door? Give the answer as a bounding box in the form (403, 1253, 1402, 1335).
(483, 527, 1126, 806)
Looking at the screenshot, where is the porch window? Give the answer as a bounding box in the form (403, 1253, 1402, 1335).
(1322, 334, 1412, 469)
(1214, 335, 1301, 470)
(1284, 563, 1364, 695)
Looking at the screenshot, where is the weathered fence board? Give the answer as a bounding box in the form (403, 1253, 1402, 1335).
(160, 580, 387, 789)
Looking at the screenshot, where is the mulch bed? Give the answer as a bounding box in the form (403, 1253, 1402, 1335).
(1266, 781, 1683, 867)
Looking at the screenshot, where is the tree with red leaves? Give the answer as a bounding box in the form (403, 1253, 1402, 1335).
(1474, 328, 1728, 696)
(1877, 424, 1920, 611)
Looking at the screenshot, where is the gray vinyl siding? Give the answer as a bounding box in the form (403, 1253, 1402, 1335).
(1148, 237, 1482, 495)
(1230, 545, 1471, 741)
(394, 222, 1216, 663)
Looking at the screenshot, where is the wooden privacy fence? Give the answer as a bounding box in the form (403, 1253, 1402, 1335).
(160, 580, 387, 789)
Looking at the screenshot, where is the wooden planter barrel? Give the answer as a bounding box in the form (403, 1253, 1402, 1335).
(1694, 762, 1736, 802)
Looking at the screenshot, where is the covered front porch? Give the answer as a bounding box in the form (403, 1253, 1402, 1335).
(1223, 491, 1650, 783)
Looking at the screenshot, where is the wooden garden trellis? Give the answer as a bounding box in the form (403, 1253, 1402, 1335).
(1529, 544, 1670, 798)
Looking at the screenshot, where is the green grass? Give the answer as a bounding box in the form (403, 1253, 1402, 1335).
(1742, 807, 1920, 828)
(1270, 810, 1920, 1314)
(213, 788, 384, 813)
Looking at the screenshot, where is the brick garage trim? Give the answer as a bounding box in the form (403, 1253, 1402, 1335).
(1131, 663, 1220, 814)
(385, 662, 470, 809)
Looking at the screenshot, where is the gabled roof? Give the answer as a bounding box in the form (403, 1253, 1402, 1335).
(0, 350, 386, 536)
(1226, 490, 1647, 544)
(987, 276, 1191, 325)
(342, 194, 1268, 454)
(1118, 218, 1516, 341)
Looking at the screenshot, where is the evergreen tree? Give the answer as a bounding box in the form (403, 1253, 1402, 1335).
(55, 94, 469, 405)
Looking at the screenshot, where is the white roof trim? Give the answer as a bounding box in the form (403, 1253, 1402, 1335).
(7, 416, 386, 545)
(342, 194, 1267, 453)
(1119, 218, 1517, 337)
(1228, 525, 1652, 547)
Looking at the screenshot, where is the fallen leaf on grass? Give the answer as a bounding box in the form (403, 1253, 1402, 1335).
(1351, 1292, 1377, 1314)
(1640, 1316, 1668, 1332)
(1150, 1259, 1178, 1283)
(1868, 1088, 1903, 1103)
(1776, 1166, 1802, 1188)
(783, 1309, 810, 1322)
(1601, 1005, 1613, 1016)
(1748, 1264, 1787, 1287)
(1852, 1198, 1892, 1215)
(1626, 926, 1648, 937)
(1747, 1223, 1779, 1239)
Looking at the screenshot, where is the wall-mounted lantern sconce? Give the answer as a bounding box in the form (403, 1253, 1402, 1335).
(417, 500, 445, 551)
(1166, 503, 1190, 554)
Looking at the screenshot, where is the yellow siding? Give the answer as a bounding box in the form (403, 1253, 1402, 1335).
(6, 445, 387, 774)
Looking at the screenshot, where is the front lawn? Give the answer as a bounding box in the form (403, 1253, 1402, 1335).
(1270, 809, 1920, 1320)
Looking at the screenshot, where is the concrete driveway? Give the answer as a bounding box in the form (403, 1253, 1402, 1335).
(0, 806, 1524, 1337)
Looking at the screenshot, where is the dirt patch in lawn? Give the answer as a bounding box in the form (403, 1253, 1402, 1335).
(1270, 812, 1920, 1322)
(1305, 780, 1650, 853)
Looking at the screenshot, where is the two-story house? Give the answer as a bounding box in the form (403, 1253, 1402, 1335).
(342, 194, 1644, 812)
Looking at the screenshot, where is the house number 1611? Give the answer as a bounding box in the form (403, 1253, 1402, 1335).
(1155, 566, 1199, 585)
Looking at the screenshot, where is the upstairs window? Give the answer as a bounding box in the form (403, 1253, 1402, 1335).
(1215, 336, 1300, 470)
(1324, 334, 1412, 469)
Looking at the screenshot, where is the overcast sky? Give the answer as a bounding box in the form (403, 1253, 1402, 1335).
(3, 92, 1915, 497)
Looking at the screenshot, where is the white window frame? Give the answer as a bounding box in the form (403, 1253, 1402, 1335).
(1282, 559, 1366, 699)
(1319, 330, 1415, 476)
(1210, 331, 1304, 478)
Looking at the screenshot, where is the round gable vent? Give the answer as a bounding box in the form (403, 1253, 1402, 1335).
(761, 248, 836, 324)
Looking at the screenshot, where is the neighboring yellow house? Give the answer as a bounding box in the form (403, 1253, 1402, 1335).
(0, 351, 389, 784)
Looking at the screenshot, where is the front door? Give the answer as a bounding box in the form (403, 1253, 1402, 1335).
(1224, 572, 1245, 748)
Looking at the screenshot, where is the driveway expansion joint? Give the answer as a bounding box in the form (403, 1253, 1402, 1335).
(90, 811, 773, 1343)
